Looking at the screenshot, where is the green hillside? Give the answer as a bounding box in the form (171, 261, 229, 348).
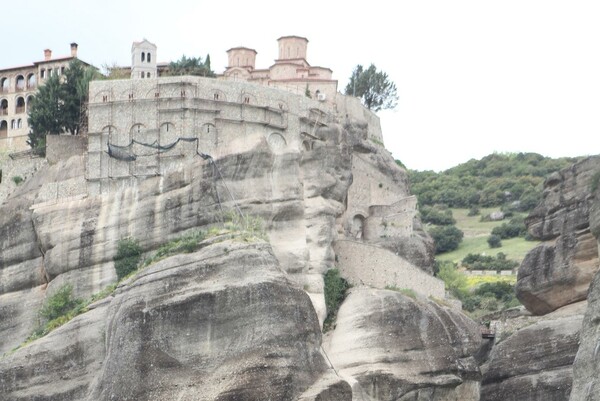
(435, 208, 538, 266)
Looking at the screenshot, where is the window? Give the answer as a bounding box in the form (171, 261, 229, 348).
(0, 77, 9, 92)
(214, 93, 219, 100)
(26, 96, 33, 112)
(11, 120, 16, 129)
(15, 97, 25, 113)
(16, 75, 25, 90)
(40, 69, 45, 79)
(244, 96, 250, 104)
(26, 73, 36, 89)
(0, 120, 7, 137)
(0, 99, 8, 115)
(147, 72, 151, 78)
(48, 68, 53, 76)
(147, 52, 151, 62)
(17, 119, 22, 128)
(141, 52, 145, 62)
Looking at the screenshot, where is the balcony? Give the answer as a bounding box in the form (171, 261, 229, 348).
(0, 109, 8, 116)
(15, 106, 25, 114)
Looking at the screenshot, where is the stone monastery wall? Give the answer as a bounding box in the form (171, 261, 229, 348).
(86, 76, 382, 196)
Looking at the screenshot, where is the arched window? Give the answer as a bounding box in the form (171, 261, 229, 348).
(0, 120, 7, 138)
(17, 118, 22, 128)
(11, 119, 16, 129)
(26, 95, 34, 112)
(130, 124, 143, 134)
(0, 99, 8, 115)
(16, 75, 25, 91)
(146, 72, 151, 78)
(26, 73, 36, 89)
(0, 77, 8, 93)
(141, 52, 145, 62)
(147, 52, 151, 62)
(40, 69, 46, 79)
(352, 215, 365, 240)
(15, 97, 25, 114)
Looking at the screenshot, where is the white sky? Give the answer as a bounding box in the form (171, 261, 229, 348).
(3, 0, 599, 171)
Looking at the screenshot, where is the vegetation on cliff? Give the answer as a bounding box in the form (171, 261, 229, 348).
(345, 64, 398, 111)
(27, 59, 98, 155)
(408, 152, 581, 211)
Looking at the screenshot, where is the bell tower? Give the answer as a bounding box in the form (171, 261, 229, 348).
(131, 39, 157, 79)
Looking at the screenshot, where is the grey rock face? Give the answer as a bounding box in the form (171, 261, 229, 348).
(0, 239, 335, 401)
(480, 311, 583, 401)
(517, 156, 600, 315)
(569, 270, 600, 400)
(325, 288, 482, 401)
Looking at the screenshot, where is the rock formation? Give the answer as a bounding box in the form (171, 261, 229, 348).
(0, 77, 466, 400)
(516, 156, 600, 315)
(480, 302, 585, 401)
(325, 288, 482, 401)
(481, 156, 600, 401)
(0, 238, 346, 400)
(568, 178, 600, 401)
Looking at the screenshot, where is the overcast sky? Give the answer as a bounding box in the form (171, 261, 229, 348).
(3, 0, 599, 171)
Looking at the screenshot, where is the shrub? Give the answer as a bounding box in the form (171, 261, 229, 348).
(12, 176, 24, 185)
(39, 283, 83, 321)
(467, 206, 480, 216)
(385, 285, 417, 299)
(429, 225, 464, 254)
(420, 205, 455, 226)
(144, 230, 205, 266)
(224, 212, 267, 242)
(437, 261, 468, 300)
(487, 234, 502, 248)
(491, 217, 527, 239)
(114, 238, 142, 279)
(323, 269, 351, 332)
(461, 253, 519, 271)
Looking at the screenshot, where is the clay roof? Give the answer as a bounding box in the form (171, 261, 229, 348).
(277, 35, 309, 42)
(226, 47, 257, 54)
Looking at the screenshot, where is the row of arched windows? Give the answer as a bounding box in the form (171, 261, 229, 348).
(1, 74, 37, 92)
(0, 118, 24, 137)
(0, 96, 32, 115)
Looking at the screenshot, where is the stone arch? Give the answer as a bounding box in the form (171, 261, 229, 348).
(26, 73, 36, 89)
(351, 214, 366, 240)
(15, 97, 25, 114)
(26, 95, 34, 112)
(15, 75, 25, 91)
(0, 77, 9, 93)
(267, 132, 287, 152)
(0, 120, 7, 138)
(0, 99, 7, 116)
(130, 123, 145, 135)
(212, 89, 226, 102)
(198, 123, 218, 154)
(94, 90, 112, 103)
(240, 92, 256, 105)
(275, 100, 289, 112)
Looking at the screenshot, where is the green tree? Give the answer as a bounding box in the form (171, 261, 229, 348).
(487, 234, 502, 248)
(27, 74, 63, 155)
(429, 225, 464, 254)
(345, 64, 398, 111)
(165, 55, 215, 77)
(62, 59, 96, 135)
(27, 60, 97, 155)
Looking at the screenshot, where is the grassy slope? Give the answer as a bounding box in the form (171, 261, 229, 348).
(435, 208, 539, 265)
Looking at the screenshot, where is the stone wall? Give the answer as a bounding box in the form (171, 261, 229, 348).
(45, 134, 87, 165)
(86, 76, 343, 195)
(334, 239, 445, 298)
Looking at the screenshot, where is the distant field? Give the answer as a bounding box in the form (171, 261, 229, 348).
(434, 208, 539, 265)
